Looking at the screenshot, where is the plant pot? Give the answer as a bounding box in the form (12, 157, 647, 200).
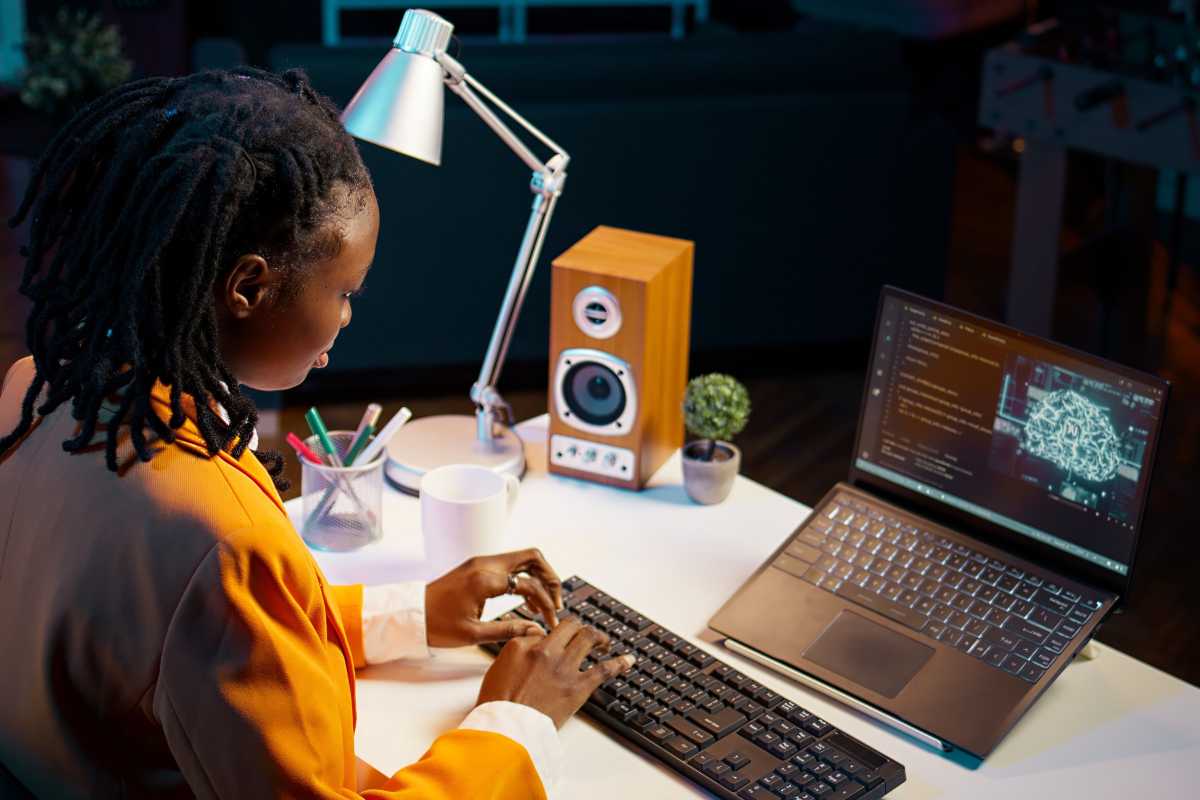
(681, 440, 741, 505)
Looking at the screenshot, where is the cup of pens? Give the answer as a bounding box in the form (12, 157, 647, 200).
(289, 404, 412, 552)
(299, 429, 384, 551)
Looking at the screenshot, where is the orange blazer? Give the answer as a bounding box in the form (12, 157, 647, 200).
(0, 357, 546, 799)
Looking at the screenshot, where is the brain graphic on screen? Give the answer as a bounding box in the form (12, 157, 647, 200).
(1022, 390, 1120, 482)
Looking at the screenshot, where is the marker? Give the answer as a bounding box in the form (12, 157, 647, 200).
(305, 407, 342, 466)
(286, 432, 324, 465)
(345, 403, 382, 466)
(352, 407, 413, 467)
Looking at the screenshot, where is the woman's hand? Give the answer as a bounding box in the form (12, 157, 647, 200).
(425, 549, 565, 648)
(477, 617, 636, 728)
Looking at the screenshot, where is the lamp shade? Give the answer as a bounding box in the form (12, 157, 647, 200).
(340, 10, 455, 165)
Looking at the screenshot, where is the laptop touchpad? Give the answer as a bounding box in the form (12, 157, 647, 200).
(803, 611, 934, 699)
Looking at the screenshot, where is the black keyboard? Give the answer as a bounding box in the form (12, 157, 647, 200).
(482, 576, 906, 800)
(776, 492, 1107, 682)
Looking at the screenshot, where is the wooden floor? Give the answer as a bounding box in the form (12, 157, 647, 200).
(2, 145, 1198, 687)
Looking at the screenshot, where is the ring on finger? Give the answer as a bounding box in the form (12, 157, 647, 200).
(506, 572, 519, 594)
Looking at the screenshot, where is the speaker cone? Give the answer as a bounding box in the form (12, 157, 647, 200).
(563, 361, 626, 426)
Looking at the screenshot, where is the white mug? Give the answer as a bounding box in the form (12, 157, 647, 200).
(420, 464, 519, 576)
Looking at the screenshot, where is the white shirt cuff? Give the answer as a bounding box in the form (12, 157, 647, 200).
(459, 701, 564, 800)
(360, 582, 431, 664)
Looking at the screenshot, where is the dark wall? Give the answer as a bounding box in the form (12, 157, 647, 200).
(264, 26, 956, 373)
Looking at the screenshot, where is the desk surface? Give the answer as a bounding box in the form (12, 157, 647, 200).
(288, 416, 1200, 799)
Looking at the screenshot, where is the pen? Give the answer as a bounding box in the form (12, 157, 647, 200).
(345, 403, 382, 466)
(305, 407, 343, 466)
(352, 406, 413, 468)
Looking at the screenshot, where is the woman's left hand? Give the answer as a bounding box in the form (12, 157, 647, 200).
(425, 548, 565, 648)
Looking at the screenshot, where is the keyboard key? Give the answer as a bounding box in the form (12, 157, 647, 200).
(984, 649, 1006, 668)
(939, 627, 964, 647)
(1019, 664, 1045, 683)
(771, 739, 799, 758)
(1013, 581, 1037, 600)
(983, 608, 1010, 627)
(646, 724, 673, 742)
(688, 706, 746, 739)
(721, 772, 751, 791)
(1035, 589, 1073, 616)
(1001, 654, 1026, 675)
(724, 751, 753, 769)
(1057, 621, 1081, 638)
(1030, 649, 1055, 669)
(805, 717, 833, 736)
(1068, 607, 1093, 626)
(1004, 618, 1048, 644)
(984, 626, 1019, 652)
(1043, 634, 1071, 654)
(1013, 639, 1037, 660)
(1029, 606, 1062, 632)
(689, 752, 715, 769)
(740, 721, 766, 739)
(667, 716, 714, 747)
(704, 761, 732, 779)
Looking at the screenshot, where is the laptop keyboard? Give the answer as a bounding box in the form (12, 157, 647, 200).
(483, 576, 907, 800)
(775, 493, 1106, 683)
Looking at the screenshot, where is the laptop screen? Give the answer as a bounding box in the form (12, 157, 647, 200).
(852, 289, 1168, 580)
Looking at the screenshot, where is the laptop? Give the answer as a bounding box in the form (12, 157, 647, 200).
(707, 286, 1170, 758)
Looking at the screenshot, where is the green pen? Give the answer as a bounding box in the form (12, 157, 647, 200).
(305, 407, 343, 466)
(343, 422, 375, 466)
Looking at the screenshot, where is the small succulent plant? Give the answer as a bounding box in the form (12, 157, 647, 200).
(20, 7, 133, 118)
(682, 373, 751, 462)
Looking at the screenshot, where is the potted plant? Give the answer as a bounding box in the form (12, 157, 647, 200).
(19, 7, 132, 121)
(681, 373, 750, 505)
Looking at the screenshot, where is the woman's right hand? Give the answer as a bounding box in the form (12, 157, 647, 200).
(476, 617, 636, 728)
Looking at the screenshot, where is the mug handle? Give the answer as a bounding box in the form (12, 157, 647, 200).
(503, 473, 520, 515)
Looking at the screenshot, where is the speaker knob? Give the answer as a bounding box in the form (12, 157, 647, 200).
(584, 449, 598, 463)
(604, 452, 617, 467)
(566, 445, 578, 458)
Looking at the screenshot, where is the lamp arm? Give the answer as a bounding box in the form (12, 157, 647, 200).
(435, 51, 571, 170)
(433, 51, 568, 442)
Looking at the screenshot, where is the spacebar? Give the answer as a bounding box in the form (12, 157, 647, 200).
(835, 585, 927, 631)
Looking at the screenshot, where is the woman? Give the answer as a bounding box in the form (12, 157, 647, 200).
(0, 68, 630, 798)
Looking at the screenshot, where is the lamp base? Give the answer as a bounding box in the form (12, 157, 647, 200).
(384, 414, 526, 495)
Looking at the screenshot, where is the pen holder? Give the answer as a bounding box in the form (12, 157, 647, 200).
(301, 431, 384, 552)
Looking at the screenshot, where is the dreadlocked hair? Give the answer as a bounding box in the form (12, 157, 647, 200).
(1, 67, 373, 490)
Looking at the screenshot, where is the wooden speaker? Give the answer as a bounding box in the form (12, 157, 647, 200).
(547, 225, 694, 489)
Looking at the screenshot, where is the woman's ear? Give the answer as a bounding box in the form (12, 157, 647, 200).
(221, 255, 277, 319)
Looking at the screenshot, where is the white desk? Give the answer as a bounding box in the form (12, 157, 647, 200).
(287, 416, 1200, 798)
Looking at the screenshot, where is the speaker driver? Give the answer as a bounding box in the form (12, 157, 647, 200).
(563, 361, 626, 426)
(553, 348, 637, 436)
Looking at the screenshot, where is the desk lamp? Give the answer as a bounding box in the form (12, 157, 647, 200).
(341, 9, 568, 493)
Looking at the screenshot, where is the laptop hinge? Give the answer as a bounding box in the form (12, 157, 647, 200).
(723, 638, 953, 753)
